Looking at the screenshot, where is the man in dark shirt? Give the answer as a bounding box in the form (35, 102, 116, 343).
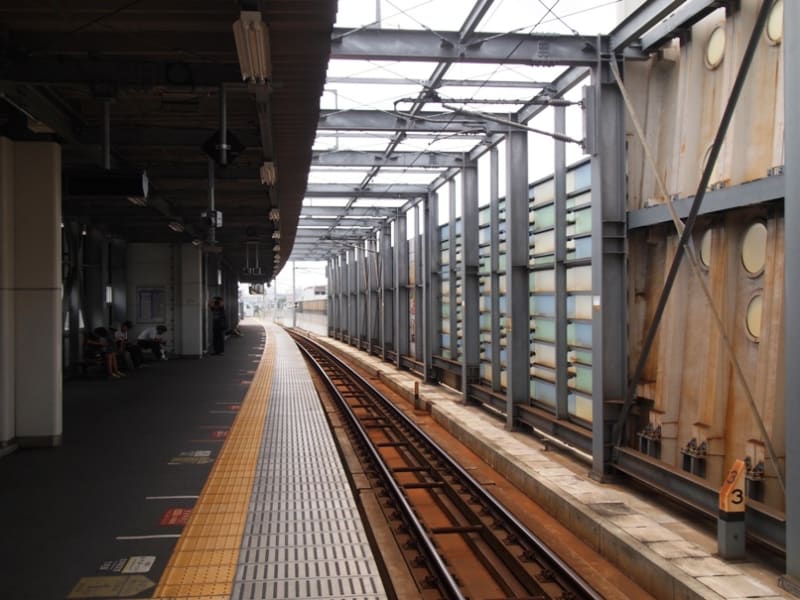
(209, 296, 227, 355)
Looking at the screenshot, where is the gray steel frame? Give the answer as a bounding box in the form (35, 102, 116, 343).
(505, 127, 530, 429)
(305, 0, 795, 569)
(460, 159, 480, 402)
(588, 65, 627, 480)
(784, 0, 799, 587)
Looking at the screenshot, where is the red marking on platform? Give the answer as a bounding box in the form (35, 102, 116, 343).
(160, 508, 192, 526)
(211, 429, 228, 439)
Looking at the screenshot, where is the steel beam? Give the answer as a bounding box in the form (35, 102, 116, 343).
(489, 148, 501, 391)
(424, 191, 438, 382)
(448, 179, 459, 360)
(326, 76, 550, 88)
(312, 150, 464, 168)
(610, 0, 686, 51)
(306, 183, 427, 198)
(506, 127, 530, 429)
(381, 221, 394, 360)
(627, 174, 784, 229)
(554, 106, 569, 420)
(413, 205, 424, 362)
(297, 218, 385, 228)
(516, 67, 591, 125)
(355, 244, 364, 346)
(0, 83, 81, 143)
(640, 0, 726, 52)
(461, 159, 480, 403)
(589, 66, 627, 480)
(301, 206, 399, 218)
(367, 236, 378, 353)
(784, 0, 800, 589)
(330, 28, 604, 66)
(0, 57, 242, 88)
(318, 109, 502, 134)
(394, 215, 409, 368)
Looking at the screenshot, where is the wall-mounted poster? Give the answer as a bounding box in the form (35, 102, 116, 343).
(137, 287, 165, 323)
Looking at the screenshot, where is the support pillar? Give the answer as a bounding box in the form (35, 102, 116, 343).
(554, 106, 569, 419)
(4, 140, 62, 446)
(394, 214, 409, 368)
(506, 129, 530, 430)
(367, 236, 378, 353)
(381, 223, 394, 359)
(413, 205, 424, 362)
(178, 243, 203, 358)
(589, 65, 627, 480)
(0, 137, 15, 447)
(424, 192, 438, 382)
(448, 180, 458, 359)
(461, 159, 480, 403)
(783, 0, 800, 592)
(489, 148, 501, 391)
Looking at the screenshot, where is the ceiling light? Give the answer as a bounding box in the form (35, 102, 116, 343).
(272, 230, 280, 239)
(260, 161, 277, 185)
(268, 208, 280, 221)
(232, 11, 271, 83)
(168, 221, 184, 232)
(191, 239, 203, 247)
(273, 244, 280, 252)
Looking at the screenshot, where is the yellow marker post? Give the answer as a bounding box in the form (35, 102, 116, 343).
(718, 459, 747, 559)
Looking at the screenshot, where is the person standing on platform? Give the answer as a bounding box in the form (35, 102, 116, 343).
(209, 296, 227, 356)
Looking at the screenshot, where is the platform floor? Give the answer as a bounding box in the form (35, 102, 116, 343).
(0, 321, 386, 600)
(311, 331, 791, 600)
(0, 320, 791, 599)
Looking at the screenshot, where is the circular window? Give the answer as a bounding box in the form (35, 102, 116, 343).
(741, 222, 768, 275)
(705, 25, 726, 69)
(746, 294, 763, 340)
(699, 229, 712, 267)
(766, 0, 783, 44)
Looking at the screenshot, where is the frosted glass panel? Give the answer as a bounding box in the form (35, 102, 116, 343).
(567, 265, 592, 292)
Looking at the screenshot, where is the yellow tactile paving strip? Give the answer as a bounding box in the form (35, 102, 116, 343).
(152, 327, 275, 600)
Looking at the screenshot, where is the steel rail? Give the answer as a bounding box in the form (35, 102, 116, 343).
(293, 336, 466, 600)
(291, 330, 602, 600)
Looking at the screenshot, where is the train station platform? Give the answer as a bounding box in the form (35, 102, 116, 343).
(0, 321, 385, 600)
(308, 332, 790, 600)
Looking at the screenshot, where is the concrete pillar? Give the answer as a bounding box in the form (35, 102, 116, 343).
(179, 243, 203, 358)
(0, 137, 15, 448)
(10, 141, 62, 446)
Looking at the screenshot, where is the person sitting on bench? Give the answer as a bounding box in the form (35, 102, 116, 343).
(137, 325, 168, 361)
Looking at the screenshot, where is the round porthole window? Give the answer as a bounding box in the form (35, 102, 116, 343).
(741, 222, 767, 275)
(746, 294, 763, 340)
(766, 0, 783, 44)
(699, 229, 712, 268)
(705, 25, 726, 70)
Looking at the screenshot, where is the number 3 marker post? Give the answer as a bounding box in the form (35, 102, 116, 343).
(718, 458, 746, 559)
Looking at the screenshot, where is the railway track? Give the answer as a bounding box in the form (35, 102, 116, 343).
(290, 331, 602, 600)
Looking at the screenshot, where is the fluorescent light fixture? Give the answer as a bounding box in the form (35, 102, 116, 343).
(268, 208, 280, 221)
(232, 11, 271, 83)
(105, 285, 113, 304)
(273, 244, 280, 252)
(81, 224, 87, 236)
(168, 221, 184, 232)
(191, 239, 203, 247)
(272, 230, 280, 239)
(259, 161, 277, 186)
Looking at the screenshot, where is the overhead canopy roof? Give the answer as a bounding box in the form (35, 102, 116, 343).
(286, 0, 609, 261)
(291, 0, 693, 262)
(0, 0, 336, 282)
